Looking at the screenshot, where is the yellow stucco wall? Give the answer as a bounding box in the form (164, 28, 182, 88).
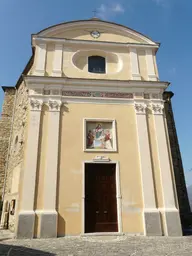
(43, 43, 133, 80)
(43, 43, 154, 80)
(32, 102, 170, 236)
(50, 103, 143, 235)
(51, 29, 144, 44)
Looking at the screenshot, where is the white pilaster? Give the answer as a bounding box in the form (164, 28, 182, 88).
(38, 99, 61, 238)
(135, 102, 162, 235)
(152, 103, 182, 236)
(145, 49, 157, 81)
(33, 44, 47, 76)
(130, 48, 141, 80)
(52, 44, 63, 76)
(16, 98, 43, 238)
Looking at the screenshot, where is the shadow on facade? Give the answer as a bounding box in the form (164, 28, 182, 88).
(164, 92, 192, 236)
(0, 243, 55, 255)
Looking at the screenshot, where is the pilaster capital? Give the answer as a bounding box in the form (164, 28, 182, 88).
(30, 98, 43, 111)
(48, 99, 62, 111)
(134, 103, 147, 115)
(151, 103, 164, 115)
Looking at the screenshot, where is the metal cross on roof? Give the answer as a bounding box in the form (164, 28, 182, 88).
(92, 9, 98, 17)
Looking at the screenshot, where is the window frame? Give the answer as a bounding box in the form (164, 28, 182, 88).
(88, 55, 106, 74)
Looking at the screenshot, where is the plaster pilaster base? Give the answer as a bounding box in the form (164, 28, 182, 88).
(52, 70, 62, 77)
(36, 210, 58, 238)
(148, 74, 157, 81)
(16, 211, 35, 239)
(144, 210, 162, 236)
(132, 74, 141, 80)
(160, 209, 182, 236)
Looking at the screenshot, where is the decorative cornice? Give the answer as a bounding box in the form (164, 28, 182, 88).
(32, 36, 159, 50)
(30, 98, 43, 111)
(134, 103, 147, 114)
(62, 91, 133, 99)
(24, 76, 169, 91)
(48, 100, 62, 111)
(151, 103, 164, 115)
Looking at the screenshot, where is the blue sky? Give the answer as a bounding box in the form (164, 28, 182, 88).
(0, 0, 192, 184)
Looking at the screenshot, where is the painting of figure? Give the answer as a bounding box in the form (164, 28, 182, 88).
(93, 123, 105, 148)
(87, 130, 94, 148)
(104, 130, 112, 149)
(86, 122, 113, 150)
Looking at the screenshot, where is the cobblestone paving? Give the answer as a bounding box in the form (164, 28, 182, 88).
(0, 236, 192, 256)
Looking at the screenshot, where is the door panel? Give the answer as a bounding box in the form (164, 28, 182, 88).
(85, 163, 118, 233)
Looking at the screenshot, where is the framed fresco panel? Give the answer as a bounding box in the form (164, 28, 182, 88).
(83, 119, 117, 152)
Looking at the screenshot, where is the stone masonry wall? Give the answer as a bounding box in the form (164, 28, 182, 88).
(0, 82, 28, 231)
(4, 82, 28, 194)
(0, 88, 16, 199)
(164, 92, 192, 231)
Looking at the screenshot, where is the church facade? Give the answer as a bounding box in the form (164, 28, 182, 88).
(0, 18, 191, 239)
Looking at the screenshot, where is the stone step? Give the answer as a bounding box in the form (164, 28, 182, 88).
(0, 229, 14, 241)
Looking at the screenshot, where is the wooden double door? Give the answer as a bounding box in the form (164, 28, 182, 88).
(85, 163, 118, 233)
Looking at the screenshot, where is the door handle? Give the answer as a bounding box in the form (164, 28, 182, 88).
(104, 211, 107, 214)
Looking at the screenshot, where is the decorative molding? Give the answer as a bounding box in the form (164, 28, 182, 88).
(24, 75, 169, 90)
(51, 89, 61, 95)
(151, 103, 164, 115)
(134, 103, 147, 114)
(30, 89, 43, 95)
(32, 36, 159, 49)
(93, 156, 111, 162)
(144, 94, 150, 99)
(48, 100, 62, 111)
(134, 92, 143, 98)
(30, 98, 43, 111)
(44, 89, 50, 95)
(151, 93, 160, 99)
(62, 91, 133, 99)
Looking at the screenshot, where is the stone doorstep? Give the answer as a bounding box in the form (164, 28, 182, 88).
(81, 232, 125, 237)
(0, 229, 14, 241)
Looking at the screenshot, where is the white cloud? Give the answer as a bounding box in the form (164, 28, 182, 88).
(97, 3, 125, 20)
(111, 3, 125, 13)
(152, 0, 169, 8)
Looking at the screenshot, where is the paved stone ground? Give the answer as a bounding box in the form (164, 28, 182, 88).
(0, 235, 192, 256)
